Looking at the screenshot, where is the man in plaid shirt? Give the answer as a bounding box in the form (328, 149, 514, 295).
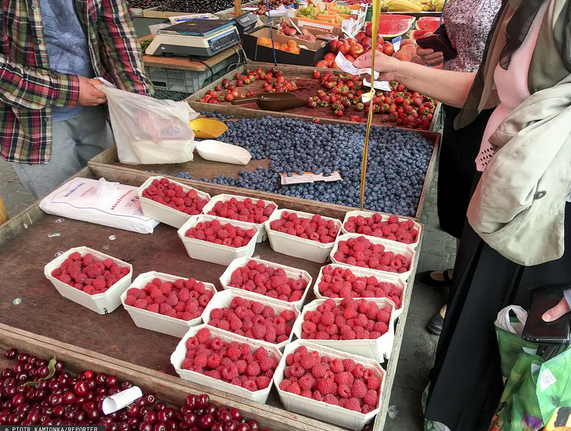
(0, 0, 153, 199)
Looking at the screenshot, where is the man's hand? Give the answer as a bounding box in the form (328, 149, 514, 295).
(78, 77, 107, 106)
(354, 50, 398, 81)
(542, 297, 571, 322)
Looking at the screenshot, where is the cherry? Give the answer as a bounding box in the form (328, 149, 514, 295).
(75, 411, 87, 422)
(4, 385, 17, 397)
(15, 373, 28, 383)
(63, 409, 76, 422)
(196, 395, 209, 409)
(86, 379, 97, 391)
(95, 373, 107, 385)
(12, 394, 25, 407)
(212, 423, 224, 431)
(53, 361, 65, 374)
(26, 410, 41, 424)
(23, 363, 34, 372)
(182, 412, 198, 426)
(35, 380, 47, 390)
(36, 360, 48, 367)
(139, 422, 154, 431)
(5, 349, 18, 359)
(138, 406, 149, 419)
(154, 422, 168, 431)
(53, 405, 65, 418)
(229, 409, 242, 421)
(223, 420, 237, 431)
(122, 381, 134, 390)
(106, 375, 119, 387)
(198, 414, 214, 429)
(236, 424, 250, 431)
(35, 389, 48, 402)
(128, 417, 140, 429)
(73, 381, 88, 396)
(144, 411, 158, 424)
(127, 404, 140, 418)
(62, 391, 76, 405)
(144, 394, 156, 406)
(119, 422, 130, 431)
(48, 394, 62, 407)
(185, 395, 197, 411)
(95, 386, 108, 395)
(109, 423, 120, 431)
(166, 419, 179, 430)
(13, 363, 23, 373)
(1, 369, 14, 379)
(27, 356, 38, 365)
(17, 353, 29, 363)
(83, 370, 94, 380)
(109, 387, 121, 396)
(86, 408, 101, 422)
(158, 411, 169, 423)
(155, 402, 167, 411)
(48, 380, 61, 391)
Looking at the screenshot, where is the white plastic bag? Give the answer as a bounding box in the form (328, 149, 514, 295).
(40, 178, 160, 234)
(98, 81, 199, 165)
(495, 305, 528, 335)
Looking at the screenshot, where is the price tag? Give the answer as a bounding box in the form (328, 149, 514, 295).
(280, 171, 343, 185)
(102, 387, 143, 415)
(392, 36, 402, 52)
(363, 78, 391, 91)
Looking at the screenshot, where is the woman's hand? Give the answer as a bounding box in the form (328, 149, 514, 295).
(416, 33, 445, 66)
(542, 297, 571, 322)
(353, 50, 399, 81)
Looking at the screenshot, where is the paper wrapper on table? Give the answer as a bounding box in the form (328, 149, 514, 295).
(219, 256, 313, 309)
(99, 83, 199, 165)
(44, 246, 133, 315)
(292, 297, 396, 361)
(40, 178, 159, 234)
(171, 325, 282, 404)
(121, 271, 217, 337)
(275, 340, 385, 430)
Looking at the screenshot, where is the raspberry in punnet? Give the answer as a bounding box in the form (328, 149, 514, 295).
(301, 298, 392, 341)
(280, 345, 381, 413)
(207, 196, 276, 223)
(143, 178, 209, 215)
(228, 260, 308, 303)
(181, 327, 278, 392)
(124, 276, 214, 321)
(51, 252, 130, 296)
(185, 219, 257, 248)
(344, 214, 419, 245)
(269, 211, 340, 244)
(332, 236, 411, 274)
(317, 265, 403, 308)
(207, 297, 296, 344)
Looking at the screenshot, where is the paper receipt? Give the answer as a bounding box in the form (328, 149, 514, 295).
(335, 52, 379, 79)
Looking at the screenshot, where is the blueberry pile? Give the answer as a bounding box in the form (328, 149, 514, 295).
(158, 115, 433, 216)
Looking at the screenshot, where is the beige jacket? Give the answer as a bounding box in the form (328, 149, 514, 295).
(456, 0, 571, 265)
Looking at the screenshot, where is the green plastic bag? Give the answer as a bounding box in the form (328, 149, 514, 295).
(496, 325, 539, 381)
(489, 346, 571, 431)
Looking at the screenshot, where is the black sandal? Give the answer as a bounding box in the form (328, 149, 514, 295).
(415, 269, 453, 289)
(427, 311, 444, 335)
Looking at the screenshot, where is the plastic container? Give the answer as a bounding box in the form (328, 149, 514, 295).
(219, 257, 313, 310)
(330, 233, 415, 281)
(292, 298, 396, 361)
(313, 263, 406, 319)
(171, 325, 282, 404)
(275, 340, 385, 431)
(202, 289, 300, 350)
(201, 194, 278, 243)
(177, 215, 259, 266)
(44, 247, 133, 315)
(341, 210, 422, 249)
(138, 176, 211, 229)
(120, 271, 217, 338)
(265, 209, 342, 263)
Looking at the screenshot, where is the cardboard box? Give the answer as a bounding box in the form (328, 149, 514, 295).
(243, 26, 330, 66)
(279, 16, 343, 41)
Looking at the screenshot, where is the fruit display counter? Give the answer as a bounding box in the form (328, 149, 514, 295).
(0, 165, 424, 431)
(88, 113, 438, 219)
(187, 62, 442, 132)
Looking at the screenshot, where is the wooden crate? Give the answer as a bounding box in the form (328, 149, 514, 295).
(186, 61, 442, 132)
(88, 116, 438, 220)
(0, 165, 423, 431)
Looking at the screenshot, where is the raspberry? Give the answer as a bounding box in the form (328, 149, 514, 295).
(311, 363, 326, 379)
(279, 380, 292, 391)
(148, 304, 159, 313)
(207, 354, 222, 369)
(351, 379, 367, 399)
(324, 394, 339, 405)
(124, 295, 136, 306)
(334, 371, 353, 386)
(344, 398, 361, 412)
(196, 327, 211, 344)
(256, 376, 271, 389)
(338, 383, 352, 398)
(286, 382, 301, 395)
(329, 359, 344, 374)
(312, 391, 324, 402)
(194, 354, 208, 368)
(298, 374, 315, 391)
(363, 389, 379, 407)
(134, 299, 147, 309)
(315, 378, 334, 395)
(300, 352, 319, 370)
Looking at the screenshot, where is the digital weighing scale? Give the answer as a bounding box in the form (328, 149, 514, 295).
(146, 19, 241, 58)
(145, 13, 258, 58)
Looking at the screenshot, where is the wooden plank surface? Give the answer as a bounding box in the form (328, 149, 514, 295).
(0, 165, 423, 430)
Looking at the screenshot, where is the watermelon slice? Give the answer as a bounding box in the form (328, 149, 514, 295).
(377, 14, 415, 38)
(410, 29, 431, 41)
(416, 16, 442, 32)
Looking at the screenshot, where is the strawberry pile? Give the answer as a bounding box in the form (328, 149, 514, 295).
(206, 197, 277, 224)
(208, 297, 296, 344)
(143, 178, 209, 216)
(308, 71, 436, 129)
(185, 219, 257, 248)
(181, 327, 279, 392)
(124, 276, 213, 320)
(51, 252, 130, 295)
(199, 68, 298, 104)
(269, 211, 340, 244)
(332, 236, 411, 274)
(344, 214, 419, 244)
(318, 265, 403, 308)
(279, 345, 382, 413)
(301, 298, 392, 341)
(228, 260, 308, 303)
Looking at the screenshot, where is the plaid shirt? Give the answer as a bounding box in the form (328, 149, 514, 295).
(0, 0, 153, 164)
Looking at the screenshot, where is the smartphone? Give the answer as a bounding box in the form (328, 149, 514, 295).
(522, 283, 571, 344)
(416, 34, 458, 61)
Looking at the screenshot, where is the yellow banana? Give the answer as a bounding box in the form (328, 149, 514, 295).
(387, 0, 424, 12)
